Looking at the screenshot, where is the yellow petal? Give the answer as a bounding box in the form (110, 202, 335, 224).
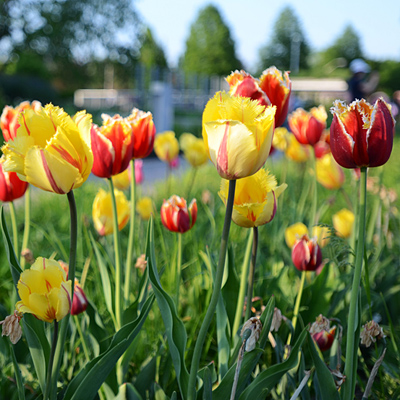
(285, 222, 308, 248)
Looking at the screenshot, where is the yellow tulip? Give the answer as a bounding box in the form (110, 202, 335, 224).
(316, 153, 345, 190)
(333, 208, 355, 238)
(285, 134, 310, 163)
(154, 131, 179, 164)
(179, 132, 208, 167)
(272, 127, 290, 152)
(92, 188, 130, 236)
(312, 225, 330, 248)
(16, 257, 72, 323)
(219, 169, 286, 228)
(202, 92, 276, 179)
(285, 222, 308, 248)
(1, 104, 93, 194)
(112, 168, 130, 190)
(136, 197, 154, 221)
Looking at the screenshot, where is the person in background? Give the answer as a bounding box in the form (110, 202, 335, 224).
(347, 59, 379, 102)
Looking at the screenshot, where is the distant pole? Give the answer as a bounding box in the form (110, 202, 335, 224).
(290, 32, 301, 74)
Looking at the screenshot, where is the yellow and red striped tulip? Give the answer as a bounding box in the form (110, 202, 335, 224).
(288, 106, 327, 146)
(92, 188, 130, 236)
(179, 132, 208, 168)
(154, 131, 180, 164)
(219, 169, 286, 228)
(91, 114, 134, 178)
(202, 92, 276, 180)
(126, 108, 156, 159)
(333, 208, 354, 238)
(1, 104, 93, 194)
(16, 257, 72, 323)
(160, 195, 197, 233)
(316, 153, 345, 190)
(0, 101, 42, 142)
(330, 98, 394, 168)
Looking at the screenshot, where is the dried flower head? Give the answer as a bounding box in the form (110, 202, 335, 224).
(21, 248, 35, 265)
(241, 317, 262, 352)
(309, 314, 331, 335)
(270, 307, 283, 332)
(135, 254, 147, 273)
(0, 311, 23, 344)
(360, 320, 385, 347)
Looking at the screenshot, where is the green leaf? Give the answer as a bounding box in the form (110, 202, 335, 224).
(89, 232, 115, 323)
(1, 207, 50, 393)
(116, 383, 144, 400)
(134, 355, 157, 399)
(238, 329, 307, 400)
(63, 294, 154, 400)
(146, 218, 190, 399)
(307, 334, 340, 400)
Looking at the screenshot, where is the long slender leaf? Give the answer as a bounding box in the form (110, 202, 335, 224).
(63, 294, 154, 400)
(146, 218, 190, 399)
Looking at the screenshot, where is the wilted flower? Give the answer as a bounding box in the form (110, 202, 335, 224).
(333, 208, 355, 238)
(202, 91, 276, 179)
(136, 197, 154, 221)
(1, 104, 93, 194)
(270, 307, 283, 332)
(288, 106, 327, 146)
(179, 132, 208, 167)
(219, 169, 287, 228)
(21, 248, 35, 265)
(241, 317, 262, 352)
(16, 257, 72, 323)
(330, 98, 395, 168)
(160, 195, 197, 233)
(154, 131, 180, 165)
(360, 320, 385, 347)
(0, 311, 23, 344)
(92, 188, 130, 236)
(309, 314, 336, 351)
(135, 254, 147, 273)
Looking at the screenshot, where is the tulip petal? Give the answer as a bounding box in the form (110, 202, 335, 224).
(330, 114, 357, 168)
(25, 147, 81, 194)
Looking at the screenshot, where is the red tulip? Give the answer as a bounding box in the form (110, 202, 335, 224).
(91, 114, 134, 178)
(309, 314, 336, 352)
(0, 160, 28, 202)
(226, 67, 291, 127)
(160, 195, 197, 233)
(288, 106, 327, 146)
(126, 108, 156, 159)
(292, 235, 322, 271)
(71, 280, 89, 315)
(330, 98, 395, 168)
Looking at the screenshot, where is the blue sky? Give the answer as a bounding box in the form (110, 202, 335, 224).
(136, 0, 400, 70)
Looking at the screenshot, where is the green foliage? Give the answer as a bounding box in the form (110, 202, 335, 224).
(138, 28, 168, 69)
(258, 6, 310, 73)
(377, 60, 400, 96)
(181, 5, 242, 76)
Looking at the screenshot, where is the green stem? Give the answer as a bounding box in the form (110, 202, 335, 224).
(342, 167, 368, 400)
(186, 167, 197, 201)
(124, 160, 136, 306)
(187, 179, 236, 400)
(50, 191, 78, 399)
(108, 178, 123, 330)
(232, 229, 254, 338)
(9, 201, 18, 258)
(44, 321, 59, 400)
(244, 226, 259, 321)
(175, 233, 182, 307)
(287, 270, 306, 346)
(73, 315, 90, 361)
(10, 342, 25, 400)
(20, 186, 31, 269)
(309, 149, 318, 230)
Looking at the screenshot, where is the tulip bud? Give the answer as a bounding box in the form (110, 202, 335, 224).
(292, 235, 322, 271)
(71, 280, 88, 315)
(160, 195, 197, 233)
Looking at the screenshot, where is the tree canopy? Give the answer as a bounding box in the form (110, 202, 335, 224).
(180, 4, 242, 76)
(138, 28, 168, 69)
(258, 6, 310, 73)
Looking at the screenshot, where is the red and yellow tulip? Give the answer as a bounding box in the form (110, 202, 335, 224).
(202, 92, 275, 179)
(160, 195, 197, 233)
(0, 157, 28, 202)
(1, 104, 93, 194)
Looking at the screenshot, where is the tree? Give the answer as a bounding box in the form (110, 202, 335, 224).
(258, 6, 310, 73)
(138, 28, 168, 69)
(181, 4, 242, 76)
